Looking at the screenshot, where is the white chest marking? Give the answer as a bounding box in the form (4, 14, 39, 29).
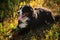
(19, 17, 30, 29)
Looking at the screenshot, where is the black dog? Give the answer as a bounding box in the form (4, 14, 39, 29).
(15, 5, 56, 35)
(10, 5, 56, 38)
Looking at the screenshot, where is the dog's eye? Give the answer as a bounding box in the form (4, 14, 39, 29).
(17, 12, 20, 14)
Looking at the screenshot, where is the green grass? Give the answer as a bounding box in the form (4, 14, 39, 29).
(0, 18, 60, 40)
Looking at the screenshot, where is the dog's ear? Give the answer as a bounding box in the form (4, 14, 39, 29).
(22, 5, 33, 13)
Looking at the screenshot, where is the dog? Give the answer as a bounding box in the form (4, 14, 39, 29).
(16, 5, 56, 35)
(10, 5, 56, 39)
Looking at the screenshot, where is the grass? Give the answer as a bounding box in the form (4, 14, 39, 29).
(0, 18, 60, 40)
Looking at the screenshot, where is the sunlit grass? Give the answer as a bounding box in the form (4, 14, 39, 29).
(0, 17, 60, 40)
(0, 0, 60, 40)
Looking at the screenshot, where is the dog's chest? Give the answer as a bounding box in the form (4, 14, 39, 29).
(19, 17, 30, 29)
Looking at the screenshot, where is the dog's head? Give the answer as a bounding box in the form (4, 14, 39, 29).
(17, 5, 33, 17)
(17, 5, 33, 29)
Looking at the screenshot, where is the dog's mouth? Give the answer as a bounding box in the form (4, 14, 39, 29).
(18, 12, 30, 20)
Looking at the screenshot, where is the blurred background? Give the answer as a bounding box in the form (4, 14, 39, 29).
(0, 0, 60, 40)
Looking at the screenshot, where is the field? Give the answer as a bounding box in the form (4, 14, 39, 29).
(0, 18, 60, 40)
(0, 0, 60, 40)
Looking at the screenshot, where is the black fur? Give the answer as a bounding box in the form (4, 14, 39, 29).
(55, 14, 60, 22)
(12, 5, 55, 36)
